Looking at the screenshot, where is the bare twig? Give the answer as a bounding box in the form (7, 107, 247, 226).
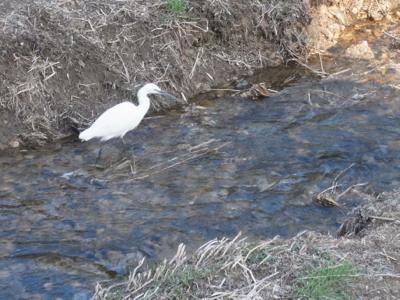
(189, 47, 204, 79)
(384, 31, 400, 41)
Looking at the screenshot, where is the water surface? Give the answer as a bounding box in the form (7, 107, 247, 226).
(1, 79, 400, 299)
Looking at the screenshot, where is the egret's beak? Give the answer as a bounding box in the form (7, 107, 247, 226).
(158, 91, 178, 100)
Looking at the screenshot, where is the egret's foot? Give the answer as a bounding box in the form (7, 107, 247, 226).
(118, 137, 134, 161)
(95, 147, 104, 165)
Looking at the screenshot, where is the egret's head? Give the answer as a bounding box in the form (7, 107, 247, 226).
(138, 83, 177, 100)
(141, 83, 162, 95)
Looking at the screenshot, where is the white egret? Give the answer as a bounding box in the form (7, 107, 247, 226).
(79, 83, 176, 161)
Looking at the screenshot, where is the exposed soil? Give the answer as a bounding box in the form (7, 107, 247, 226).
(309, 0, 400, 51)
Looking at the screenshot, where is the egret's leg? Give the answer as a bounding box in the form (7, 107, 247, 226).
(131, 149, 137, 174)
(121, 137, 136, 174)
(95, 140, 111, 165)
(121, 137, 129, 155)
(95, 144, 104, 164)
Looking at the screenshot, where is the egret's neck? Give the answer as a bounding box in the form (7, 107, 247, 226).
(137, 91, 151, 115)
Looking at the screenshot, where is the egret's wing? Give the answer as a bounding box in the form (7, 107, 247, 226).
(88, 102, 140, 139)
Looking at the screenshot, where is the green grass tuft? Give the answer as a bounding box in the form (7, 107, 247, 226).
(167, 0, 186, 14)
(245, 247, 270, 266)
(296, 262, 357, 300)
(163, 266, 213, 298)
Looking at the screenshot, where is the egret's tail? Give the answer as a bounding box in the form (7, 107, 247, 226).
(79, 128, 94, 141)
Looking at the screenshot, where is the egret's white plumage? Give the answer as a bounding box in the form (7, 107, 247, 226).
(79, 83, 172, 142)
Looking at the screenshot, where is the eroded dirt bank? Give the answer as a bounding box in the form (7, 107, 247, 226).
(0, 0, 399, 147)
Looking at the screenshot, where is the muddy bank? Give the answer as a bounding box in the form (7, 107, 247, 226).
(93, 188, 400, 299)
(0, 0, 399, 147)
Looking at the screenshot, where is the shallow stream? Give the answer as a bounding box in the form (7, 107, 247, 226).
(1, 77, 400, 299)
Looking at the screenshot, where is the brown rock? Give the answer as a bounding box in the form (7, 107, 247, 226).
(9, 139, 20, 148)
(345, 41, 375, 60)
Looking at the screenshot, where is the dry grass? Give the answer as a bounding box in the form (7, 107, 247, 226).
(99, 138, 230, 180)
(256, 0, 311, 59)
(314, 163, 368, 208)
(93, 189, 400, 299)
